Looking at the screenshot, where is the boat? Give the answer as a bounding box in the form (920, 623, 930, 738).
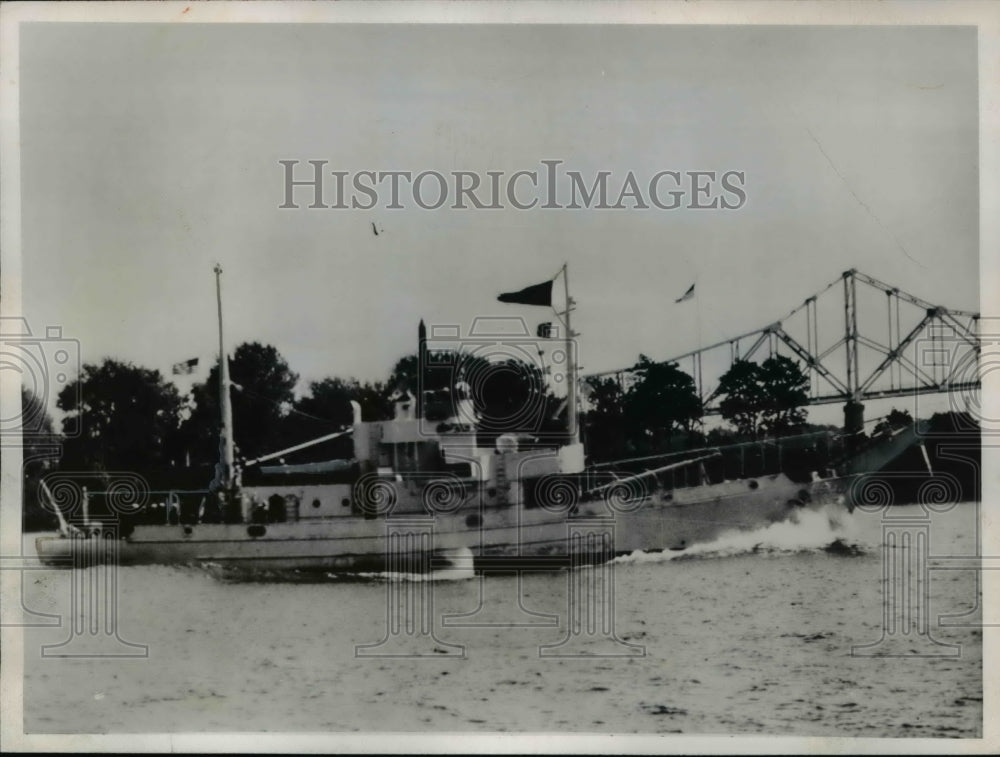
(34, 265, 858, 573)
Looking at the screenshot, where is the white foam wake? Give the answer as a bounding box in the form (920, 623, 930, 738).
(613, 504, 869, 565)
(343, 566, 477, 583)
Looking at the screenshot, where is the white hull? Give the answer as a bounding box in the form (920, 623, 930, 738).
(34, 473, 851, 573)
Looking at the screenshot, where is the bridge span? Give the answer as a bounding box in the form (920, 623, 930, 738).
(583, 269, 981, 435)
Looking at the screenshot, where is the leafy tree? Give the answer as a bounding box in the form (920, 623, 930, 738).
(386, 354, 421, 397)
(582, 375, 628, 462)
(179, 342, 298, 464)
(758, 355, 809, 436)
(394, 350, 561, 444)
(20, 387, 59, 455)
(717, 359, 765, 438)
(21, 387, 61, 530)
(386, 352, 451, 421)
(717, 356, 809, 438)
(467, 355, 546, 432)
(20, 386, 57, 439)
(705, 426, 738, 447)
(387, 349, 566, 439)
(282, 376, 392, 455)
(57, 359, 183, 471)
(624, 355, 702, 450)
(295, 377, 368, 429)
(873, 408, 913, 438)
(352, 380, 394, 423)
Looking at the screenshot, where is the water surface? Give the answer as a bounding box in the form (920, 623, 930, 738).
(21, 503, 982, 736)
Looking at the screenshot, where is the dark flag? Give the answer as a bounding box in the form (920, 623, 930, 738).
(497, 278, 553, 307)
(675, 283, 695, 303)
(172, 357, 199, 375)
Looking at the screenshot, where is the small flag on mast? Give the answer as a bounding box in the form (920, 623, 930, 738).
(497, 278, 554, 307)
(675, 283, 695, 303)
(172, 357, 199, 375)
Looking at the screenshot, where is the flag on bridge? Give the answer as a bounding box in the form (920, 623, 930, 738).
(172, 357, 199, 375)
(675, 283, 695, 303)
(497, 278, 554, 307)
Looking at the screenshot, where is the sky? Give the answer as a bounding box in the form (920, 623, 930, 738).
(16, 22, 979, 426)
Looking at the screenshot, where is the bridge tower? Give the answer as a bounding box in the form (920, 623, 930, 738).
(842, 269, 864, 447)
(580, 267, 980, 437)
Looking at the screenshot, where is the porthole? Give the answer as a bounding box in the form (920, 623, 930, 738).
(312, 499, 322, 509)
(748, 480, 759, 490)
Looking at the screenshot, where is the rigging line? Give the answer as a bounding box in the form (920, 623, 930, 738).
(776, 273, 843, 324)
(805, 126, 927, 269)
(284, 406, 350, 426)
(804, 126, 927, 269)
(233, 384, 345, 426)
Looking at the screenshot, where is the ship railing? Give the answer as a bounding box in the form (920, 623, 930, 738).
(584, 430, 844, 492)
(583, 451, 722, 499)
(37, 480, 224, 536)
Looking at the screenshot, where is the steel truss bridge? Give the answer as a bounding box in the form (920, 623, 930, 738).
(584, 269, 980, 431)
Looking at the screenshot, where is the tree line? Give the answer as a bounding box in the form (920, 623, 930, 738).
(26, 342, 818, 475)
(20, 342, 978, 529)
(583, 353, 814, 461)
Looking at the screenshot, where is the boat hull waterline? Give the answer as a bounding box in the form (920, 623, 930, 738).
(34, 474, 851, 574)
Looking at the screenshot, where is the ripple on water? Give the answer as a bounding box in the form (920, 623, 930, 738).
(21, 504, 982, 736)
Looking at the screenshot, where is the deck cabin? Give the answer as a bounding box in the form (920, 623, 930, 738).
(240, 392, 585, 523)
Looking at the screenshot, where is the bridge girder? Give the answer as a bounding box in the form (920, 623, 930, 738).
(582, 269, 981, 416)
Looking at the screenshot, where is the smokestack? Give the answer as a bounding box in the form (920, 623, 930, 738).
(417, 319, 427, 420)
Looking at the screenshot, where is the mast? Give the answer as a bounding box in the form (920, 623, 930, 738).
(215, 264, 235, 488)
(417, 319, 426, 420)
(562, 263, 578, 443)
